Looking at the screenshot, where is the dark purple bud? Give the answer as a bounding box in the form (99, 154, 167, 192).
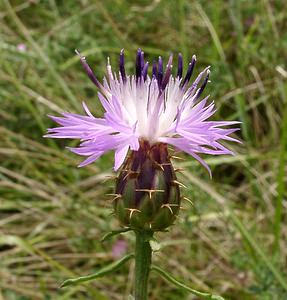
(194, 70, 210, 100)
(142, 62, 149, 81)
(75, 49, 104, 91)
(119, 49, 126, 83)
(177, 53, 183, 78)
(157, 56, 163, 87)
(161, 54, 173, 90)
(152, 61, 157, 79)
(181, 55, 196, 87)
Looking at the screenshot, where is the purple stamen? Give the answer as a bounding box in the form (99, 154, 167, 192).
(152, 61, 157, 78)
(161, 54, 173, 90)
(136, 48, 142, 80)
(75, 49, 104, 91)
(181, 55, 196, 87)
(142, 62, 149, 81)
(140, 51, 145, 71)
(194, 70, 210, 100)
(119, 49, 126, 83)
(157, 56, 163, 88)
(177, 53, 183, 78)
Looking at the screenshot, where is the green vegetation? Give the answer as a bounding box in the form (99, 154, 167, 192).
(0, 0, 286, 299)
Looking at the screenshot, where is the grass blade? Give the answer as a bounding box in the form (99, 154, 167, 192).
(181, 171, 287, 292)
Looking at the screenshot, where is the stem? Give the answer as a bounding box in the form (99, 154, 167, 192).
(134, 230, 153, 300)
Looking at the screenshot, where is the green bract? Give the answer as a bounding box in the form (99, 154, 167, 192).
(114, 140, 181, 231)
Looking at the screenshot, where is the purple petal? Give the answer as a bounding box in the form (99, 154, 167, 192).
(114, 145, 129, 171)
(78, 152, 103, 167)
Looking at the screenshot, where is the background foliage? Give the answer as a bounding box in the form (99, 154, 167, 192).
(0, 0, 287, 299)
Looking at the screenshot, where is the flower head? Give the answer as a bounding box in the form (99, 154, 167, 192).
(45, 49, 240, 175)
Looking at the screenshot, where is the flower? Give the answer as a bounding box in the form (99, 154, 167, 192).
(17, 43, 26, 52)
(45, 49, 240, 176)
(112, 239, 127, 258)
(45, 49, 241, 231)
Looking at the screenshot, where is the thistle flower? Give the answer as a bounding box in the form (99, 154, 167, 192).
(45, 49, 240, 231)
(46, 49, 239, 173)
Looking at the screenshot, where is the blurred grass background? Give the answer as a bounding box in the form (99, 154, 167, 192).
(0, 0, 287, 299)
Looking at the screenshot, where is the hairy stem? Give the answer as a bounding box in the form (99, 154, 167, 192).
(134, 230, 153, 300)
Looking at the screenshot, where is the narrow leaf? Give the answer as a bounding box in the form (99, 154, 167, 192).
(151, 265, 225, 300)
(101, 228, 131, 242)
(61, 254, 134, 288)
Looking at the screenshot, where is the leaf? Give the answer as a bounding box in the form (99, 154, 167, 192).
(101, 228, 131, 242)
(151, 265, 226, 300)
(60, 253, 134, 288)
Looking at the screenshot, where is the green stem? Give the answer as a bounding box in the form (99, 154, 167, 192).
(134, 230, 153, 300)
